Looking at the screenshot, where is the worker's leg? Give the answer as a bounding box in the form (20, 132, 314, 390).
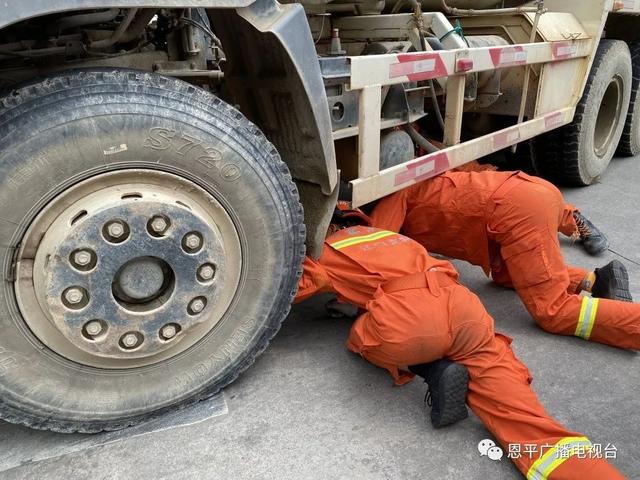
(489, 258, 514, 289)
(534, 186, 590, 289)
(490, 179, 640, 349)
(558, 203, 579, 238)
(568, 265, 590, 293)
(537, 179, 609, 255)
(492, 258, 588, 295)
(447, 286, 623, 479)
(347, 278, 623, 478)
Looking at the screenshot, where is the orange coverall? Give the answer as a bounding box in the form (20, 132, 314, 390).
(370, 170, 640, 350)
(295, 225, 623, 479)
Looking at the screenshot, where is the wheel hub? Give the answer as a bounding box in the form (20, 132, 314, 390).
(15, 170, 242, 368)
(114, 257, 168, 303)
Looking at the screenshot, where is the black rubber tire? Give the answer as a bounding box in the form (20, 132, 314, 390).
(532, 40, 632, 185)
(503, 139, 537, 175)
(0, 70, 305, 432)
(618, 41, 640, 156)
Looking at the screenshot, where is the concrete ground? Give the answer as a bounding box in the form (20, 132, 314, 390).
(1, 156, 639, 480)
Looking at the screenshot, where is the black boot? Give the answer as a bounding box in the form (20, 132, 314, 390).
(409, 360, 469, 429)
(592, 260, 633, 302)
(573, 212, 609, 256)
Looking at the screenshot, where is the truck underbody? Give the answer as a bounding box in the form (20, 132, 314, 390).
(0, 0, 638, 434)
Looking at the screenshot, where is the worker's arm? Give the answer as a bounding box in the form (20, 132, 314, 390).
(294, 256, 333, 303)
(369, 189, 409, 233)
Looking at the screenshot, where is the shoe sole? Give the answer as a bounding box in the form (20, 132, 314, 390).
(595, 260, 633, 302)
(583, 238, 609, 256)
(612, 261, 633, 302)
(431, 363, 469, 429)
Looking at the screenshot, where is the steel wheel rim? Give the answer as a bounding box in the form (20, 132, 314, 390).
(14, 169, 242, 369)
(594, 75, 623, 158)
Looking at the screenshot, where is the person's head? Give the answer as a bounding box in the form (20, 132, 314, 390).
(328, 201, 371, 236)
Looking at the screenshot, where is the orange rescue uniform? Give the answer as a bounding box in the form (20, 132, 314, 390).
(370, 170, 640, 350)
(295, 226, 624, 479)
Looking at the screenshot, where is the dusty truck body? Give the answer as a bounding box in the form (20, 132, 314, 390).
(0, 0, 637, 432)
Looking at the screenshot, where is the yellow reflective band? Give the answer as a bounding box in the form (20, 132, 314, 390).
(526, 437, 592, 480)
(585, 298, 599, 339)
(575, 297, 599, 340)
(330, 230, 396, 250)
(575, 297, 588, 337)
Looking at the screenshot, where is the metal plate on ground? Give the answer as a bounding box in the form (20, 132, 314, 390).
(0, 393, 227, 473)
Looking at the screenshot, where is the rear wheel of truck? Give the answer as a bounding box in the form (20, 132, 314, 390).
(533, 39, 632, 185)
(617, 41, 640, 156)
(0, 70, 304, 432)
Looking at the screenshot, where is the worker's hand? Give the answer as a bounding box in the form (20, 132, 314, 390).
(325, 298, 359, 318)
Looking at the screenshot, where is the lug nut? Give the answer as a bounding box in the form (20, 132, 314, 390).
(121, 332, 141, 349)
(107, 221, 125, 238)
(161, 324, 177, 339)
(85, 320, 103, 336)
(64, 288, 84, 305)
(185, 234, 201, 250)
(149, 216, 169, 235)
(188, 297, 207, 314)
(197, 264, 216, 281)
(103, 220, 129, 244)
(73, 250, 93, 267)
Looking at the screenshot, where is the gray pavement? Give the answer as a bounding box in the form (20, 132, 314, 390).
(1, 156, 640, 479)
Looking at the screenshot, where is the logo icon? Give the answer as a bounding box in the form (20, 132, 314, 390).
(478, 439, 503, 461)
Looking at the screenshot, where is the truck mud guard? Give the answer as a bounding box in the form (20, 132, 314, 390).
(214, 0, 338, 255)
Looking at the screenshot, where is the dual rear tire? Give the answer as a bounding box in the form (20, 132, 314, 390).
(617, 41, 640, 156)
(532, 39, 633, 185)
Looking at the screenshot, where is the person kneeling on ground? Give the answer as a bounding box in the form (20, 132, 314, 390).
(370, 169, 640, 350)
(294, 204, 624, 479)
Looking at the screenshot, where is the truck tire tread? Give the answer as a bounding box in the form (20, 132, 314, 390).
(0, 69, 305, 433)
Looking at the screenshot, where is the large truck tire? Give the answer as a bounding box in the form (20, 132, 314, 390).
(0, 70, 305, 432)
(533, 40, 632, 185)
(617, 41, 640, 156)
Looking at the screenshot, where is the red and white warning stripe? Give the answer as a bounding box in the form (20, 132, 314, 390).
(544, 111, 565, 130)
(489, 46, 527, 67)
(552, 42, 579, 60)
(493, 129, 521, 150)
(616, 0, 640, 13)
(393, 152, 450, 186)
(349, 40, 589, 89)
(389, 52, 448, 82)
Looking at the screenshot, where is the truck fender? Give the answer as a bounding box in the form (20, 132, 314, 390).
(213, 0, 338, 255)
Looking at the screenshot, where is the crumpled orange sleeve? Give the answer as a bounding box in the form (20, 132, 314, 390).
(369, 188, 409, 233)
(293, 256, 333, 303)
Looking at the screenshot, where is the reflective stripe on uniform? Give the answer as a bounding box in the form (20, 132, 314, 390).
(526, 437, 592, 480)
(330, 230, 396, 250)
(575, 297, 599, 340)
